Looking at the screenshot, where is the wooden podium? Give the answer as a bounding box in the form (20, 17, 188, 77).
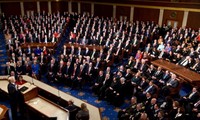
(0, 105, 9, 120)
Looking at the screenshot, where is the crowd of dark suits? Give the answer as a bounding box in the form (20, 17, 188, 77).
(3, 11, 66, 45)
(2, 12, 200, 120)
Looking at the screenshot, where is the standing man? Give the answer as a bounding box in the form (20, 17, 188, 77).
(7, 76, 24, 120)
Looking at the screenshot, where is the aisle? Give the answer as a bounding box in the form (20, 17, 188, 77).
(0, 33, 8, 75)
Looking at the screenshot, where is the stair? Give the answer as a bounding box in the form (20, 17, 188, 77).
(53, 27, 70, 59)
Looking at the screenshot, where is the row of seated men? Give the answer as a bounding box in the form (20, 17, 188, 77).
(3, 11, 73, 52)
(64, 12, 200, 74)
(118, 95, 200, 120)
(67, 12, 153, 47)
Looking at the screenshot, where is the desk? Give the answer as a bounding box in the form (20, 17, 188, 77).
(26, 96, 69, 120)
(151, 59, 200, 85)
(0, 105, 9, 120)
(22, 75, 102, 120)
(21, 43, 56, 49)
(0, 79, 69, 120)
(0, 80, 37, 101)
(65, 43, 104, 51)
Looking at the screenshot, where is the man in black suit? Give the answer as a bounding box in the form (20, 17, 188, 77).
(92, 70, 104, 95)
(90, 48, 97, 60)
(151, 66, 163, 85)
(138, 59, 148, 74)
(118, 96, 137, 120)
(70, 63, 80, 89)
(137, 81, 156, 102)
(158, 70, 171, 87)
(98, 73, 111, 100)
(85, 62, 94, 84)
(161, 74, 179, 96)
(66, 99, 77, 112)
(180, 87, 199, 106)
(66, 99, 79, 120)
(5, 61, 15, 75)
(7, 76, 24, 120)
(64, 61, 72, 86)
(83, 47, 90, 57)
(47, 59, 57, 83)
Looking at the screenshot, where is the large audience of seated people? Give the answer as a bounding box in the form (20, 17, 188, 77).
(3, 11, 69, 55)
(2, 12, 200, 120)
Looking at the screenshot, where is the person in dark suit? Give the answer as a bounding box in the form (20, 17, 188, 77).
(157, 110, 167, 120)
(55, 60, 66, 83)
(180, 87, 199, 107)
(47, 59, 57, 82)
(66, 99, 77, 112)
(98, 73, 111, 100)
(5, 61, 15, 75)
(138, 59, 148, 74)
(113, 77, 126, 106)
(174, 107, 185, 120)
(90, 48, 97, 61)
(92, 70, 104, 95)
(83, 47, 90, 57)
(169, 101, 180, 120)
(76, 103, 89, 120)
(145, 64, 156, 79)
(66, 99, 80, 120)
(64, 61, 72, 86)
(118, 96, 137, 120)
(129, 103, 143, 120)
(123, 40, 131, 58)
(177, 56, 190, 67)
(15, 61, 23, 77)
(137, 81, 156, 102)
(151, 67, 163, 85)
(136, 76, 148, 94)
(190, 58, 200, 72)
(125, 56, 134, 69)
(71, 64, 85, 90)
(75, 47, 83, 57)
(158, 70, 171, 87)
(7, 76, 24, 120)
(70, 63, 80, 89)
(161, 74, 179, 96)
(104, 77, 120, 103)
(38, 52, 47, 75)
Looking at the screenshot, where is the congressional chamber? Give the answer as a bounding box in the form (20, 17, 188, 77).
(0, 0, 200, 120)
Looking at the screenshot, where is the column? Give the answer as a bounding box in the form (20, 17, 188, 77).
(48, 1, 51, 14)
(91, 3, 94, 15)
(78, 2, 81, 14)
(68, 1, 72, 13)
(113, 5, 116, 19)
(182, 11, 189, 27)
(37, 1, 40, 13)
(130, 6, 134, 22)
(20, 2, 24, 16)
(158, 9, 164, 27)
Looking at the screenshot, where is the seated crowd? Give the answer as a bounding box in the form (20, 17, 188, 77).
(2, 12, 200, 120)
(3, 11, 69, 56)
